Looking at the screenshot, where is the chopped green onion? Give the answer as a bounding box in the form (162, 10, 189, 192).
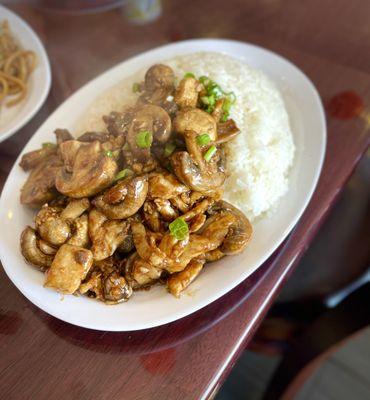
(221, 114, 228, 122)
(169, 218, 189, 240)
(204, 145, 217, 162)
(164, 142, 176, 157)
(132, 82, 141, 93)
(42, 142, 56, 148)
(196, 133, 211, 146)
(199, 76, 210, 86)
(135, 131, 153, 148)
(104, 150, 113, 157)
(184, 72, 195, 79)
(223, 98, 232, 113)
(122, 142, 130, 151)
(208, 82, 223, 98)
(115, 168, 133, 181)
(226, 91, 236, 104)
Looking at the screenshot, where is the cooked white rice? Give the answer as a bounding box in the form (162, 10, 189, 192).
(75, 52, 295, 221)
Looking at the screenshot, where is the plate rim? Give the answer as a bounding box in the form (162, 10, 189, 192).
(0, 5, 51, 143)
(0, 39, 326, 331)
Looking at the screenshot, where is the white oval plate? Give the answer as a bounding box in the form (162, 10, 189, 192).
(0, 5, 51, 142)
(0, 40, 326, 331)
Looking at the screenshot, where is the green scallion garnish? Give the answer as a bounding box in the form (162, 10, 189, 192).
(196, 133, 211, 146)
(169, 218, 189, 240)
(132, 82, 141, 93)
(104, 150, 113, 157)
(184, 72, 195, 79)
(164, 142, 176, 157)
(204, 145, 217, 162)
(135, 131, 153, 149)
(115, 168, 133, 181)
(42, 142, 56, 149)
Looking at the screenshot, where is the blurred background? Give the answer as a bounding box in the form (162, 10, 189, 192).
(1, 1, 369, 399)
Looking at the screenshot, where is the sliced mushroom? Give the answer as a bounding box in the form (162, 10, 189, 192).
(89, 208, 130, 261)
(68, 214, 90, 248)
(144, 64, 175, 92)
(171, 131, 226, 195)
(208, 200, 252, 254)
(127, 105, 171, 161)
(173, 108, 217, 141)
(103, 110, 133, 137)
(56, 140, 118, 198)
(61, 198, 90, 219)
(20, 226, 54, 270)
(54, 128, 74, 145)
(20, 154, 62, 207)
(35, 205, 71, 246)
(78, 131, 110, 143)
(167, 257, 205, 297)
(44, 244, 93, 294)
(215, 119, 240, 144)
(93, 175, 148, 220)
(174, 76, 202, 108)
(103, 272, 132, 303)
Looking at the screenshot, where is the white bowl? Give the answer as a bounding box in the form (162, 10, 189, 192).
(0, 39, 326, 331)
(0, 5, 51, 142)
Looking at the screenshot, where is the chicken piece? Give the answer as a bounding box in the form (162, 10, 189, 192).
(89, 208, 130, 261)
(153, 198, 179, 221)
(93, 175, 148, 220)
(103, 272, 132, 303)
(142, 201, 163, 232)
(174, 77, 202, 108)
(20, 226, 54, 271)
(54, 128, 74, 145)
(79, 270, 103, 298)
(171, 131, 226, 195)
(56, 140, 118, 198)
(44, 244, 93, 294)
(125, 253, 162, 288)
(167, 258, 205, 297)
(148, 170, 188, 200)
(68, 214, 90, 248)
(20, 154, 62, 207)
(173, 108, 217, 141)
(19, 146, 57, 171)
(205, 248, 225, 262)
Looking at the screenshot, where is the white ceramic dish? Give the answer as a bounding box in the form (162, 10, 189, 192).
(0, 39, 326, 331)
(0, 5, 51, 142)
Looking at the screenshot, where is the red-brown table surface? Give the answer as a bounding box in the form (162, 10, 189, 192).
(0, 1, 369, 399)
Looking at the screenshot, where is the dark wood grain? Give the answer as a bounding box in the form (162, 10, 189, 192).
(0, 1, 369, 399)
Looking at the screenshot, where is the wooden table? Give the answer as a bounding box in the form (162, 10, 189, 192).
(0, 1, 369, 399)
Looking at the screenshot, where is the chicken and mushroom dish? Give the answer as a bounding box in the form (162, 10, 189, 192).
(19, 64, 252, 304)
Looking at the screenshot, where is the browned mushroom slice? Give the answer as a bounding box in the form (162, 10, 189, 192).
(68, 214, 90, 248)
(78, 131, 110, 143)
(103, 272, 132, 303)
(174, 76, 202, 108)
(103, 110, 133, 137)
(93, 175, 148, 220)
(173, 108, 217, 141)
(207, 200, 253, 254)
(19, 146, 57, 171)
(20, 154, 62, 207)
(56, 140, 118, 198)
(171, 131, 226, 195)
(54, 128, 74, 145)
(167, 258, 205, 298)
(144, 64, 175, 92)
(215, 119, 240, 144)
(20, 226, 54, 271)
(127, 105, 171, 161)
(44, 244, 93, 294)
